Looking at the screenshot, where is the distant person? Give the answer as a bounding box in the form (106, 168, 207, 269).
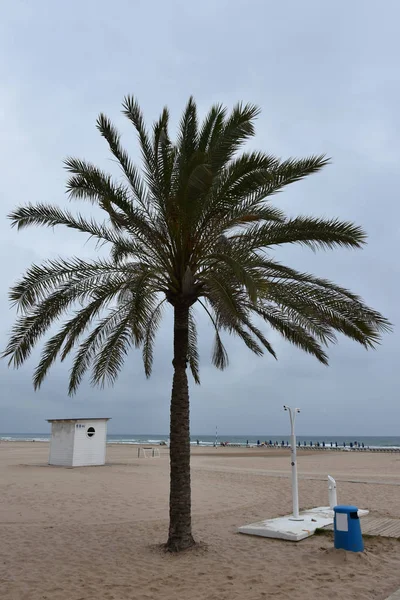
(362, 442, 364, 448)
(304, 441, 306, 447)
(322, 441, 325, 447)
(257, 440, 260, 446)
(246, 440, 249, 446)
(350, 442, 353, 448)
(335, 442, 338, 447)
(196, 439, 200, 446)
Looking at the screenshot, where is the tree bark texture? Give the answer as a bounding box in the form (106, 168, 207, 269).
(166, 302, 196, 551)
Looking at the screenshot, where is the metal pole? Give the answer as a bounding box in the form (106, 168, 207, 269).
(284, 405, 303, 521)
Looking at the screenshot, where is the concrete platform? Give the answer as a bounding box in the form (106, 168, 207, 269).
(238, 507, 369, 542)
(385, 588, 400, 600)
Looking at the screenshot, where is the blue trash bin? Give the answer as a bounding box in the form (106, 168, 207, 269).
(333, 505, 364, 552)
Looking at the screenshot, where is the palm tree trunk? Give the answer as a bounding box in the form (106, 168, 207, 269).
(166, 302, 196, 551)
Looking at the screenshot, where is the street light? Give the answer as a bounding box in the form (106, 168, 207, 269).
(283, 405, 303, 521)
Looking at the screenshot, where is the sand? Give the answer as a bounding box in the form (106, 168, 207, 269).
(1, 443, 400, 600)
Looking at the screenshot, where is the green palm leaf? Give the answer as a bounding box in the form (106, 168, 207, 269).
(188, 309, 200, 384)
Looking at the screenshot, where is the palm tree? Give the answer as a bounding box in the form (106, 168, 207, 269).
(3, 97, 390, 551)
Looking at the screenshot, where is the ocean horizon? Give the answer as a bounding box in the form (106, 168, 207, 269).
(1, 433, 400, 449)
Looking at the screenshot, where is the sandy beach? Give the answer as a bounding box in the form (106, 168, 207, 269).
(1, 443, 399, 600)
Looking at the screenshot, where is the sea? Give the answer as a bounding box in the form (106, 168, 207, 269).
(1, 433, 400, 450)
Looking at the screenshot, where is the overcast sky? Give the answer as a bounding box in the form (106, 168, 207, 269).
(0, 0, 399, 436)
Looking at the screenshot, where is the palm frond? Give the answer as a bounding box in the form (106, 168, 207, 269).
(268, 155, 330, 192)
(261, 280, 386, 348)
(237, 217, 367, 251)
(250, 258, 363, 301)
(198, 103, 226, 153)
(202, 252, 260, 303)
(242, 318, 277, 359)
(229, 322, 263, 355)
(8, 257, 145, 311)
(153, 107, 175, 206)
(198, 300, 229, 370)
(188, 309, 200, 384)
(68, 307, 128, 395)
(142, 299, 165, 377)
(118, 271, 160, 346)
(177, 96, 198, 159)
(96, 113, 150, 213)
(91, 317, 132, 387)
(255, 305, 329, 364)
(209, 102, 261, 172)
(4, 269, 133, 369)
(217, 154, 329, 207)
(3, 292, 77, 368)
(33, 297, 105, 389)
(204, 273, 248, 326)
(122, 95, 157, 192)
(9, 203, 132, 247)
(212, 329, 229, 370)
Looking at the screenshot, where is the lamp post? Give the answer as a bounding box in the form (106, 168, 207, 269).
(283, 405, 303, 521)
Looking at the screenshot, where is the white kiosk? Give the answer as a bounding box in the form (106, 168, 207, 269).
(48, 418, 110, 467)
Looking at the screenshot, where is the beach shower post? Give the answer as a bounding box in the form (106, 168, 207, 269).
(328, 475, 337, 509)
(283, 405, 303, 521)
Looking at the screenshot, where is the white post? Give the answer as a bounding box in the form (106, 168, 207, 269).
(327, 475, 337, 509)
(284, 405, 303, 521)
